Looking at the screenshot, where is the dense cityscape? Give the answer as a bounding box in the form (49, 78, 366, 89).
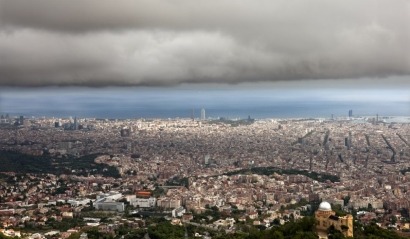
(0, 113, 410, 238)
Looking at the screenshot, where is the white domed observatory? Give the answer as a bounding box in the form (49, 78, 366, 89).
(318, 201, 332, 211)
(315, 201, 353, 238)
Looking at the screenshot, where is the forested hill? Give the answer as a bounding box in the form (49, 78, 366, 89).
(0, 151, 120, 178)
(143, 217, 409, 239)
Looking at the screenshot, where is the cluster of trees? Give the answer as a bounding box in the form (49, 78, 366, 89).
(45, 217, 85, 231)
(0, 233, 14, 239)
(19, 217, 85, 233)
(0, 150, 51, 173)
(148, 220, 185, 239)
(165, 176, 189, 188)
(213, 217, 408, 239)
(354, 223, 409, 239)
(214, 216, 318, 239)
(400, 167, 410, 175)
(192, 205, 223, 223)
(66, 224, 147, 239)
(5, 215, 408, 239)
(207, 117, 255, 127)
(0, 151, 120, 178)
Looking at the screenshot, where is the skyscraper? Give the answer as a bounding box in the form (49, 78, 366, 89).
(19, 116, 24, 125)
(204, 154, 210, 165)
(121, 128, 131, 137)
(200, 108, 206, 121)
(191, 108, 195, 121)
(73, 116, 78, 130)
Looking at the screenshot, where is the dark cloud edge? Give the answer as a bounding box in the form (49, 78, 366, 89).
(0, 73, 409, 88)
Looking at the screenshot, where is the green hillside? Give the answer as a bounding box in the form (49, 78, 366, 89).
(0, 151, 120, 178)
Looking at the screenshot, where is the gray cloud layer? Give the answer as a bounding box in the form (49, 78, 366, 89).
(0, 0, 409, 86)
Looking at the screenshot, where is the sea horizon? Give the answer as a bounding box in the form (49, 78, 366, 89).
(1, 87, 409, 120)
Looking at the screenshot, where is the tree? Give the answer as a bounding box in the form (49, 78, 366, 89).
(327, 225, 345, 239)
(368, 203, 373, 211)
(391, 215, 397, 225)
(85, 227, 114, 239)
(148, 221, 185, 239)
(289, 213, 295, 222)
(400, 208, 409, 219)
(211, 206, 219, 211)
(332, 204, 347, 217)
(66, 232, 81, 239)
(271, 231, 284, 239)
(343, 196, 350, 206)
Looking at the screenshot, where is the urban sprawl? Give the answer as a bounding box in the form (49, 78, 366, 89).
(0, 114, 410, 238)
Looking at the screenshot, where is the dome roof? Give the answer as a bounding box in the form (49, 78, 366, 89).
(318, 201, 332, 211)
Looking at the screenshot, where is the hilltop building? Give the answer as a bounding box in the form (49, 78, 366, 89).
(315, 201, 353, 238)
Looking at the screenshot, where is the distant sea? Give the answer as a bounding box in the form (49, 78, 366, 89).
(0, 87, 409, 120)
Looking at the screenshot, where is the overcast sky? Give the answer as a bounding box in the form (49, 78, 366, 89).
(0, 0, 409, 87)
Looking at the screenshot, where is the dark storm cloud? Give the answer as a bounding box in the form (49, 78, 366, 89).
(0, 0, 409, 86)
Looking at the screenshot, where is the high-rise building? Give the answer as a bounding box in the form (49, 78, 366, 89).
(345, 137, 350, 149)
(204, 154, 210, 165)
(121, 128, 131, 137)
(19, 116, 24, 125)
(191, 108, 195, 121)
(126, 142, 132, 152)
(200, 108, 206, 121)
(73, 117, 78, 130)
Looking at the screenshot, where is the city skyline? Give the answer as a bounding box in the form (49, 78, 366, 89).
(1, 83, 409, 119)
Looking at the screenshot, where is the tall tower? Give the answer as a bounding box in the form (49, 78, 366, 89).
(205, 154, 210, 165)
(191, 108, 195, 121)
(73, 117, 78, 130)
(200, 108, 206, 121)
(19, 116, 24, 125)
